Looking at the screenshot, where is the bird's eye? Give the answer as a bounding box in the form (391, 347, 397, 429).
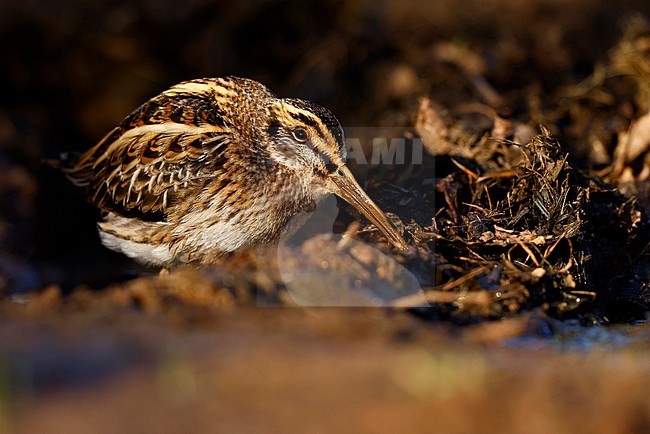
(292, 128, 309, 142)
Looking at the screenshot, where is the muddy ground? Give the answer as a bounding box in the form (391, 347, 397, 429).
(1, 0, 650, 432)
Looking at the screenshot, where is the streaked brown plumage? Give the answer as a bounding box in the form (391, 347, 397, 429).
(60, 77, 408, 266)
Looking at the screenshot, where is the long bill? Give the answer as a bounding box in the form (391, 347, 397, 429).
(328, 165, 409, 251)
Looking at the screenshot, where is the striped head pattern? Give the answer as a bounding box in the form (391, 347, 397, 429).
(264, 97, 347, 178)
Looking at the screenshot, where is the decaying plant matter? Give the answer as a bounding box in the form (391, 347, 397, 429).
(375, 121, 649, 323)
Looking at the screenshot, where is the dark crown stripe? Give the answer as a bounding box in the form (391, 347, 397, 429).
(286, 110, 323, 133)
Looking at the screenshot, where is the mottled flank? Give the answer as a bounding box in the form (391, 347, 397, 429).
(60, 77, 407, 266)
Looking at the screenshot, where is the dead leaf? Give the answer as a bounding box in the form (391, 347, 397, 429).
(416, 97, 453, 156)
(614, 112, 650, 174)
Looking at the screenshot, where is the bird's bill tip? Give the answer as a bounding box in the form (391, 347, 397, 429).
(329, 166, 409, 251)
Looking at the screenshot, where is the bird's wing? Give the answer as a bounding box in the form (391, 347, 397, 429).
(64, 86, 233, 219)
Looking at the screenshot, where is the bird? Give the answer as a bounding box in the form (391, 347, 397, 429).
(58, 76, 408, 267)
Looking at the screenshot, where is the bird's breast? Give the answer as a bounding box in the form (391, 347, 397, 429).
(170, 183, 326, 262)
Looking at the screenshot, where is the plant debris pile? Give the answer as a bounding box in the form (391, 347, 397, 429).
(372, 124, 649, 323)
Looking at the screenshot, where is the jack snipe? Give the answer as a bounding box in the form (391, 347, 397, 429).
(60, 77, 408, 266)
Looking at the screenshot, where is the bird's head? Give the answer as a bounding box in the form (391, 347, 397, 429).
(264, 98, 408, 250)
(265, 98, 346, 176)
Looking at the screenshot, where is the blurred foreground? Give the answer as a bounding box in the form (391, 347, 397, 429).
(2, 280, 650, 433)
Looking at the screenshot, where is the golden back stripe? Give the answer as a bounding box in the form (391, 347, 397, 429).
(164, 80, 238, 98)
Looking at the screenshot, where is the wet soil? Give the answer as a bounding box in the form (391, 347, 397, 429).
(3, 279, 650, 433)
